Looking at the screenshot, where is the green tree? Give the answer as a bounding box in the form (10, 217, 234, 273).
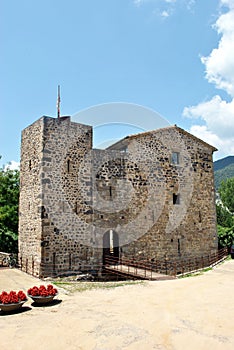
(216, 204, 233, 228)
(219, 177, 234, 213)
(217, 225, 234, 250)
(0, 163, 19, 253)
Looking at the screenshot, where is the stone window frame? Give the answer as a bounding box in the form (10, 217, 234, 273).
(171, 151, 180, 165)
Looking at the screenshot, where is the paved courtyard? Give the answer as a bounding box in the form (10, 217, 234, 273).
(0, 260, 234, 350)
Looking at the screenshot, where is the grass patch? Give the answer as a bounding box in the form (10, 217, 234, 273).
(225, 255, 232, 261)
(52, 280, 144, 293)
(178, 267, 213, 279)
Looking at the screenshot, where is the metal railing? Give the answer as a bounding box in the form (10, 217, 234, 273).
(104, 247, 229, 279)
(17, 247, 229, 280)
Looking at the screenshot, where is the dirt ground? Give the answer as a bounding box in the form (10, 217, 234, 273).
(0, 260, 234, 350)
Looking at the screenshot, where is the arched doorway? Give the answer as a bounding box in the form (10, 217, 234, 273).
(103, 230, 119, 264)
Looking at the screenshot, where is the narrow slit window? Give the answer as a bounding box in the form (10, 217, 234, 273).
(69, 254, 72, 270)
(172, 152, 180, 165)
(199, 211, 202, 223)
(67, 159, 70, 173)
(173, 193, 180, 205)
(109, 186, 112, 198)
(177, 239, 181, 256)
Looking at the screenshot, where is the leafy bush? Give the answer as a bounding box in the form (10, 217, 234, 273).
(216, 204, 233, 228)
(217, 225, 234, 250)
(0, 163, 19, 253)
(219, 177, 234, 213)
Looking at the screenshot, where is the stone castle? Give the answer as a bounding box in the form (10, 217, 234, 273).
(18, 115, 218, 277)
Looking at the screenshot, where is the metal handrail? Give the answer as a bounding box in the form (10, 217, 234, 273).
(17, 247, 229, 279)
(104, 247, 229, 278)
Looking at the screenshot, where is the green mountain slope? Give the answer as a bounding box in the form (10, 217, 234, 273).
(214, 156, 234, 171)
(214, 157, 234, 189)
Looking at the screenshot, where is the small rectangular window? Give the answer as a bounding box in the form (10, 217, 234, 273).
(199, 211, 202, 223)
(172, 152, 179, 165)
(173, 193, 180, 205)
(67, 159, 70, 173)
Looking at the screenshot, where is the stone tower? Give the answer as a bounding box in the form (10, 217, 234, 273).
(19, 116, 218, 277)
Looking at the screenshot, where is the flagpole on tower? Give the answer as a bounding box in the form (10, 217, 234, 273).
(57, 85, 61, 118)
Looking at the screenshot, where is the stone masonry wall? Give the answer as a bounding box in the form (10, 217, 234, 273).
(19, 117, 218, 277)
(39, 117, 100, 277)
(18, 118, 44, 276)
(107, 127, 218, 261)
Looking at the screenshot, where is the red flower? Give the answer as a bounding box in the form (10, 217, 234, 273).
(17, 290, 27, 301)
(28, 285, 57, 297)
(0, 290, 27, 304)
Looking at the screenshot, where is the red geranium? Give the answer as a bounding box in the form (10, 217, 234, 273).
(0, 290, 27, 304)
(27, 284, 57, 297)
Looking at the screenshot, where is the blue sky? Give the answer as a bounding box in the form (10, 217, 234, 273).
(1, 0, 234, 167)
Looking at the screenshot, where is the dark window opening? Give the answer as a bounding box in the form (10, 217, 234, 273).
(41, 206, 47, 219)
(67, 159, 70, 173)
(69, 254, 72, 270)
(178, 239, 181, 256)
(109, 186, 112, 198)
(199, 211, 202, 223)
(173, 193, 180, 205)
(29, 160, 32, 170)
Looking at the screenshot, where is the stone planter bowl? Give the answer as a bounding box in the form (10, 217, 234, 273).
(28, 293, 58, 304)
(0, 299, 28, 312)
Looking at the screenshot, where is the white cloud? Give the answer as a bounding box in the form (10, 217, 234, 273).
(189, 125, 234, 160)
(201, 9, 234, 96)
(183, 95, 234, 139)
(220, 0, 234, 9)
(4, 161, 20, 171)
(183, 0, 234, 159)
(161, 10, 170, 17)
